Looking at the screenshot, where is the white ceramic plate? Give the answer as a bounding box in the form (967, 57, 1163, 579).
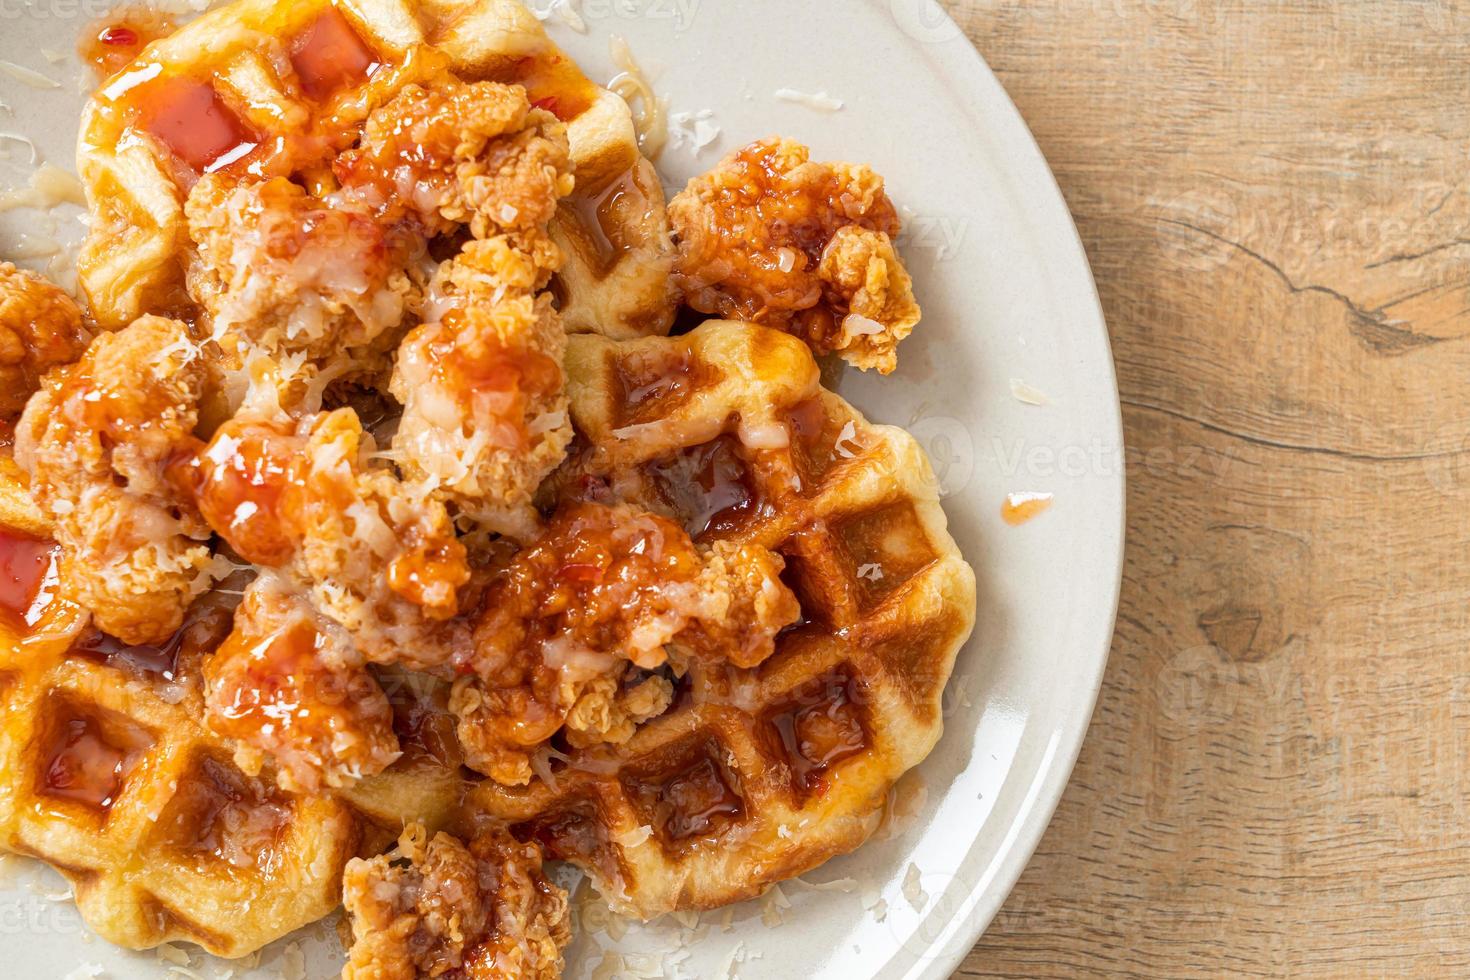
(0, 1, 1122, 977)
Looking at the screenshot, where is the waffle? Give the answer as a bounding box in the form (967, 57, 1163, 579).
(76, 0, 675, 339)
(0, 451, 476, 959)
(0, 548, 398, 958)
(465, 319, 976, 918)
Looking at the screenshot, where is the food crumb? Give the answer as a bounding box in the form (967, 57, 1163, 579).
(1002, 491, 1054, 526)
(1009, 377, 1049, 406)
(774, 87, 845, 112)
(902, 863, 928, 911)
(760, 883, 791, 926)
(156, 944, 190, 967)
(670, 109, 721, 155)
(591, 951, 624, 980)
(281, 941, 305, 980)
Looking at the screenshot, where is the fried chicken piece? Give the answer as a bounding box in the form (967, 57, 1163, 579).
(342, 823, 570, 980)
(341, 75, 576, 540)
(335, 76, 575, 241)
(0, 263, 89, 419)
(451, 502, 800, 785)
(391, 236, 572, 540)
(815, 224, 922, 372)
(175, 400, 472, 670)
(204, 575, 400, 793)
(669, 137, 921, 373)
(184, 174, 425, 392)
(15, 316, 219, 645)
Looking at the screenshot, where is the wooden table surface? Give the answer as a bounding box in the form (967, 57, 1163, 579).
(940, 1, 1470, 976)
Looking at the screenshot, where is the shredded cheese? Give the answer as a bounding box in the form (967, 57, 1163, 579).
(902, 862, 929, 911)
(537, 0, 589, 33)
(156, 944, 191, 967)
(668, 109, 721, 155)
(843, 313, 886, 337)
(0, 164, 87, 213)
(608, 36, 669, 158)
(0, 132, 39, 165)
(281, 941, 306, 980)
(613, 824, 653, 848)
(0, 60, 60, 89)
(775, 87, 845, 112)
(1009, 377, 1049, 406)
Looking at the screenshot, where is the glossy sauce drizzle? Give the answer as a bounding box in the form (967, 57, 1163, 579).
(289, 7, 380, 101)
(517, 802, 613, 875)
(613, 347, 705, 426)
(385, 679, 462, 770)
(163, 756, 291, 872)
(80, 7, 177, 80)
(131, 75, 260, 178)
(171, 422, 300, 566)
(436, 308, 564, 453)
(501, 52, 598, 123)
(767, 671, 867, 796)
(40, 703, 154, 812)
(562, 166, 653, 274)
(70, 599, 235, 682)
(627, 748, 745, 845)
(0, 528, 59, 630)
(646, 436, 760, 539)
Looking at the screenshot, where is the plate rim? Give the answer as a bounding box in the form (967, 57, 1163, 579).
(873, 4, 1124, 976)
(0, 2, 1124, 975)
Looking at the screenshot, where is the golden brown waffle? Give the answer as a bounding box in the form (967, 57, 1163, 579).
(0, 469, 466, 957)
(341, 669, 469, 835)
(465, 319, 976, 918)
(77, 0, 675, 338)
(0, 563, 394, 958)
(550, 154, 678, 340)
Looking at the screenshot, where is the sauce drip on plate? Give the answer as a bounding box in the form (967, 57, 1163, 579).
(1002, 491, 1054, 526)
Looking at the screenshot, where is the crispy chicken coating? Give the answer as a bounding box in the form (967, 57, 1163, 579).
(669, 137, 921, 373)
(451, 502, 800, 785)
(342, 822, 570, 980)
(0, 263, 89, 419)
(335, 76, 575, 241)
(205, 576, 400, 793)
(175, 398, 473, 671)
(14, 316, 219, 645)
(391, 236, 572, 541)
(184, 174, 425, 395)
(340, 75, 576, 541)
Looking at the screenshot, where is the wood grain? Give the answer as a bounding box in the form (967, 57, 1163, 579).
(941, 1, 1470, 975)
